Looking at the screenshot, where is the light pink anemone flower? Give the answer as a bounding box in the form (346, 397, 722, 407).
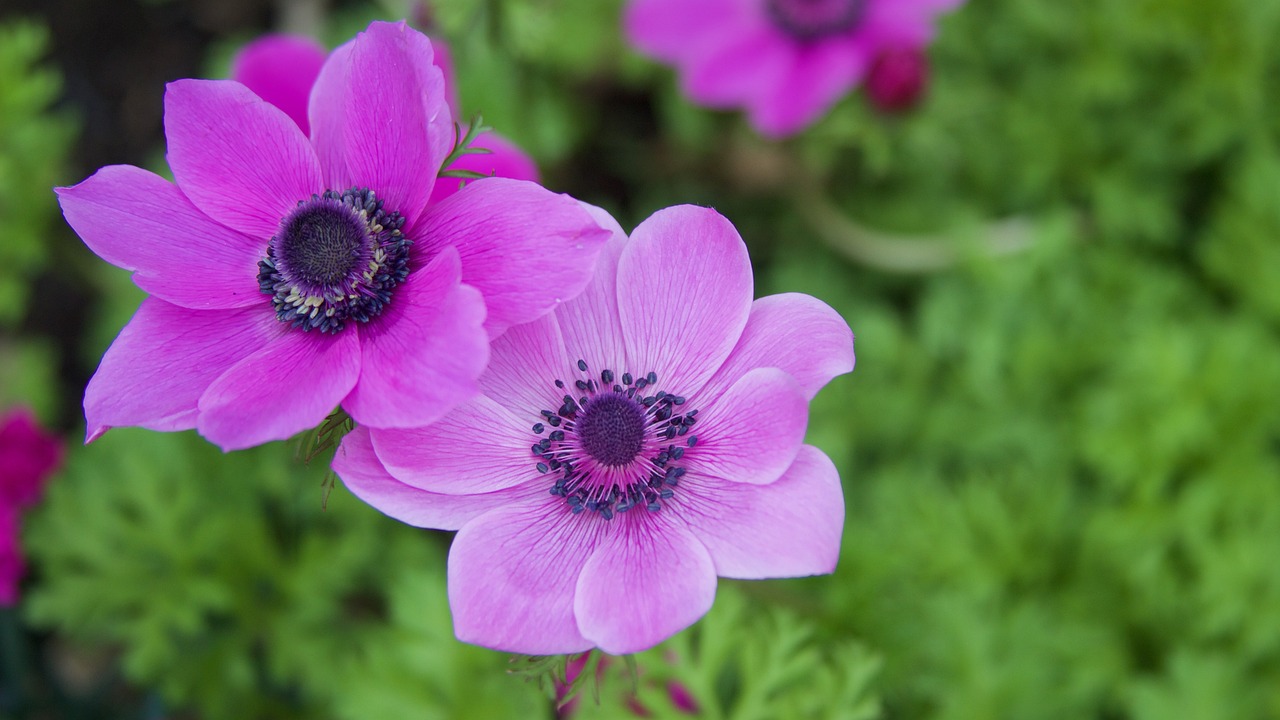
(230, 32, 539, 204)
(335, 205, 853, 654)
(58, 21, 607, 451)
(625, 0, 964, 136)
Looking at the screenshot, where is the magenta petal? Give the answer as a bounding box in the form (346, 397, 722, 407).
(333, 426, 515, 530)
(57, 165, 263, 309)
(417, 177, 609, 338)
(428, 131, 540, 205)
(680, 446, 843, 579)
(618, 205, 752, 394)
(84, 298, 280, 441)
(449, 499, 604, 654)
(230, 34, 327, 134)
(164, 79, 322, 239)
(553, 203, 630, 374)
(575, 520, 716, 654)
(626, 0, 752, 62)
(196, 325, 360, 451)
(700, 293, 854, 403)
(343, 247, 488, 429)
(747, 41, 869, 138)
(310, 21, 452, 228)
(431, 39, 461, 117)
(684, 24, 787, 107)
(370, 395, 534, 495)
(686, 367, 807, 485)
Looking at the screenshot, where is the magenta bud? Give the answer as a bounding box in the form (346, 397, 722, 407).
(866, 46, 929, 114)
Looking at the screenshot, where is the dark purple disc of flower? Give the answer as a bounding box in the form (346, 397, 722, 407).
(625, 0, 965, 136)
(335, 204, 855, 655)
(57, 21, 609, 451)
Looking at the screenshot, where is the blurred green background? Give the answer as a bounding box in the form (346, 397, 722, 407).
(2, 0, 1279, 717)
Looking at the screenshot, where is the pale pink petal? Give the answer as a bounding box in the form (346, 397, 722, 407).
(677, 445, 843, 579)
(164, 79, 322, 239)
(333, 426, 518, 530)
(699, 293, 854, 402)
(747, 40, 870, 138)
(554, 203, 630, 374)
(416, 177, 609, 338)
(617, 205, 752, 395)
(575, 518, 716, 654)
(370, 395, 536, 495)
(626, 0, 754, 62)
(343, 247, 489, 429)
(57, 165, 263, 309)
(230, 34, 327, 134)
(479, 313, 574, 419)
(428, 131, 540, 205)
(84, 298, 280, 442)
(309, 21, 452, 228)
(684, 367, 806, 485)
(449, 499, 605, 654)
(196, 325, 360, 451)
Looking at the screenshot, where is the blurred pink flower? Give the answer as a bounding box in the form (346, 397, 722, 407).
(0, 408, 62, 606)
(58, 21, 606, 451)
(336, 204, 852, 655)
(625, 0, 963, 136)
(230, 32, 539, 205)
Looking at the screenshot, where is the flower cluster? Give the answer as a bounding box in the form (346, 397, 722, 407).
(61, 19, 856, 656)
(1, 408, 62, 605)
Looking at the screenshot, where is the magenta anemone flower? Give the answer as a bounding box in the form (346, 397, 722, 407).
(335, 205, 853, 654)
(58, 21, 607, 451)
(625, 0, 964, 136)
(0, 407, 62, 606)
(229, 32, 539, 205)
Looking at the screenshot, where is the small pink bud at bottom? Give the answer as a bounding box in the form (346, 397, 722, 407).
(866, 47, 930, 114)
(668, 681, 700, 714)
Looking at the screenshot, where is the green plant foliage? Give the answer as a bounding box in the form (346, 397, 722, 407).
(0, 21, 75, 330)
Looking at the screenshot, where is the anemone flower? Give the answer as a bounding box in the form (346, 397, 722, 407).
(230, 32, 539, 205)
(335, 205, 853, 654)
(58, 21, 607, 451)
(0, 408, 62, 605)
(625, 0, 963, 136)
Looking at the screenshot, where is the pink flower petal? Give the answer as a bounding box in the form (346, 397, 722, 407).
(343, 247, 489, 429)
(0, 508, 24, 607)
(678, 445, 843, 579)
(617, 205, 752, 395)
(449, 499, 605, 654)
(416, 177, 609, 338)
(626, 0, 753, 62)
(308, 21, 452, 228)
(230, 34, 327, 134)
(333, 426, 516, 530)
(747, 40, 870, 138)
(685, 367, 807, 485)
(428, 131, 540, 205)
(164, 79, 323, 239)
(574, 518, 716, 654)
(479, 313, 574, 418)
(431, 39, 461, 116)
(196, 325, 360, 451)
(683, 22, 788, 107)
(84, 298, 280, 442)
(370, 395, 535, 495)
(554, 203, 631, 375)
(699, 293, 854, 403)
(57, 165, 263, 310)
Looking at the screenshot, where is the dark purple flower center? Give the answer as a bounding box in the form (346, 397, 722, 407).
(257, 188, 411, 334)
(531, 360, 700, 521)
(766, 0, 867, 41)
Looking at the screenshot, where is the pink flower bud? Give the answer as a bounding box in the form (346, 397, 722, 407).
(866, 47, 930, 114)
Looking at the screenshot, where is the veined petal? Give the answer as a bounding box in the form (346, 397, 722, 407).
(684, 367, 807, 485)
(230, 34, 327, 134)
(449, 498, 605, 654)
(196, 324, 360, 451)
(479, 313, 574, 419)
(699, 293, 854, 403)
(370, 395, 535, 495)
(618, 205, 752, 395)
(57, 165, 263, 309)
(309, 21, 452, 228)
(334, 426, 519, 530)
(416, 177, 609, 339)
(343, 247, 488, 429)
(554, 203, 630, 377)
(575, 517, 716, 654)
(84, 299, 280, 442)
(428, 131, 539, 205)
(164, 79, 323, 239)
(678, 445, 844, 579)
